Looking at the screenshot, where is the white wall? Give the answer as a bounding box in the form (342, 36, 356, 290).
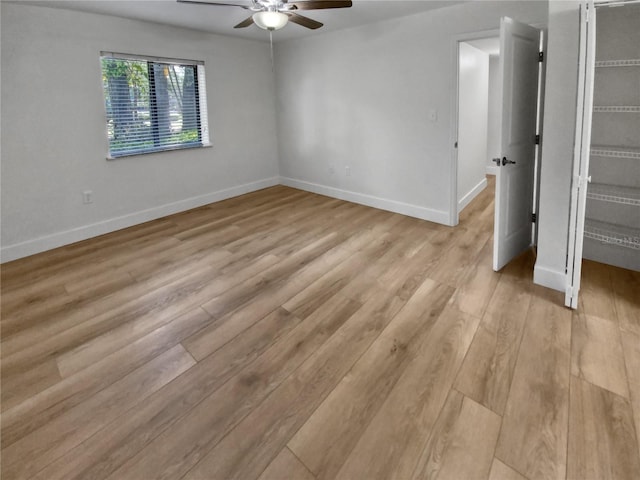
(534, 0, 581, 291)
(0, 3, 280, 261)
(487, 54, 503, 172)
(457, 42, 489, 211)
(274, 1, 547, 226)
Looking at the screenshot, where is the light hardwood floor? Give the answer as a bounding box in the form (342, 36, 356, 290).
(2, 179, 639, 479)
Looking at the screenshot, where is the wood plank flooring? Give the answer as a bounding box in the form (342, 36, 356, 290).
(2, 179, 640, 480)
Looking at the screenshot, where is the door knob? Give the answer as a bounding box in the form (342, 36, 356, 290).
(492, 157, 501, 166)
(502, 157, 516, 166)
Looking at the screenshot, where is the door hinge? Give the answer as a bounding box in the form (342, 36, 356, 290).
(574, 175, 592, 188)
(532, 213, 537, 223)
(535, 134, 540, 145)
(539, 51, 544, 62)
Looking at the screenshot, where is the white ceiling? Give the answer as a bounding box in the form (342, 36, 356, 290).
(13, 0, 466, 43)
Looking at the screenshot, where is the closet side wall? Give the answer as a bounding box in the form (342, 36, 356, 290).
(535, 0, 582, 291)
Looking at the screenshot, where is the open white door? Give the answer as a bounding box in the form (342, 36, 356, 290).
(493, 17, 541, 271)
(566, 2, 596, 308)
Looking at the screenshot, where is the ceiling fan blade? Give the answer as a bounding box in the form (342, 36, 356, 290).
(288, 1, 352, 10)
(286, 12, 323, 29)
(177, 0, 250, 8)
(234, 15, 255, 28)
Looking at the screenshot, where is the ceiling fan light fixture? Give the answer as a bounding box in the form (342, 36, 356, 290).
(252, 11, 288, 30)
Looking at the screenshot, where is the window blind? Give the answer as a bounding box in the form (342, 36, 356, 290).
(100, 53, 210, 158)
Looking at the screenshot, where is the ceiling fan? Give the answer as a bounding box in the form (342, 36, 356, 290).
(177, 0, 353, 31)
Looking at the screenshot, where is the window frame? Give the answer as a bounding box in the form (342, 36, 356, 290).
(100, 52, 211, 160)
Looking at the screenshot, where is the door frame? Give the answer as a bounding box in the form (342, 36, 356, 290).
(449, 28, 500, 227)
(533, 28, 548, 247)
(450, 23, 547, 254)
(565, 0, 596, 308)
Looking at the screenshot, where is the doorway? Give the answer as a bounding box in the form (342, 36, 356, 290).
(454, 35, 501, 222)
(453, 20, 545, 273)
(566, 0, 640, 308)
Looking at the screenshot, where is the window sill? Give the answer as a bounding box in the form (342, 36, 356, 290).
(106, 142, 212, 161)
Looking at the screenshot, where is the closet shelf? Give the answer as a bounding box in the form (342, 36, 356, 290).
(595, 59, 640, 67)
(584, 220, 640, 250)
(587, 183, 640, 206)
(593, 105, 640, 113)
(590, 146, 640, 159)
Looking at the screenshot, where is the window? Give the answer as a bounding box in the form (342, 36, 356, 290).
(100, 52, 210, 158)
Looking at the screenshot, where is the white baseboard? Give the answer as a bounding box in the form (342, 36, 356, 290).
(279, 177, 450, 225)
(533, 263, 566, 292)
(3, 175, 452, 263)
(458, 177, 488, 213)
(486, 165, 499, 176)
(1, 177, 279, 263)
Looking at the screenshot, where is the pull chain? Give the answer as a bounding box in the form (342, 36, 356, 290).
(269, 30, 274, 71)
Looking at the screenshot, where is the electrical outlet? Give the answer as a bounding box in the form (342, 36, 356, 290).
(345, 166, 351, 177)
(82, 190, 93, 204)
